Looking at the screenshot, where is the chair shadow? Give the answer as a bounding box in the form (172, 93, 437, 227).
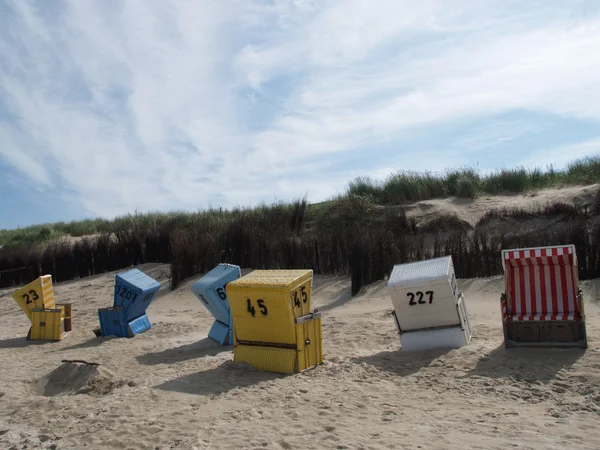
(60, 333, 119, 351)
(353, 347, 454, 377)
(154, 359, 283, 396)
(466, 343, 587, 383)
(0, 336, 49, 349)
(136, 338, 231, 366)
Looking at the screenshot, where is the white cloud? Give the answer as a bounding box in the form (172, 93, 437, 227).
(0, 0, 600, 222)
(0, 123, 53, 187)
(451, 120, 543, 153)
(519, 137, 600, 170)
(235, 0, 600, 174)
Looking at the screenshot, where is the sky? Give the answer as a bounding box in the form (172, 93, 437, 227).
(1, 0, 600, 230)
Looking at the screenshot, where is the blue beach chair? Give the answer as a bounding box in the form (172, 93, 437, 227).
(191, 263, 241, 345)
(97, 268, 161, 338)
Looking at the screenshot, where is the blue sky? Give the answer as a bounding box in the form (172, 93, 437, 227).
(1, 0, 600, 230)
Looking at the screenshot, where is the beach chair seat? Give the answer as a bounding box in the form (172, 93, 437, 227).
(98, 306, 151, 338)
(387, 255, 472, 352)
(97, 268, 160, 338)
(226, 270, 323, 374)
(30, 304, 72, 341)
(500, 245, 587, 348)
(505, 312, 582, 321)
(191, 263, 241, 345)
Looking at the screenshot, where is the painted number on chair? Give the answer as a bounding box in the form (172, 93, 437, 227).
(216, 286, 227, 301)
(22, 290, 39, 304)
(247, 298, 268, 317)
(292, 285, 308, 308)
(115, 285, 138, 302)
(407, 291, 434, 305)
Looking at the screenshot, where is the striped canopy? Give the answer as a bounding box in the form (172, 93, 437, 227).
(501, 245, 580, 321)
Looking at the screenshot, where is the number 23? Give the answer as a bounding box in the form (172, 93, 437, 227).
(22, 290, 39, 304)
(407, 291, 434, 305)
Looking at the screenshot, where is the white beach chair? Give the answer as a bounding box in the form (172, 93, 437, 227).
(387, 255, 472, 352)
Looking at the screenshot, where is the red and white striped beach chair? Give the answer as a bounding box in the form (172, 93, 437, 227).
(500, 244, 587, 348)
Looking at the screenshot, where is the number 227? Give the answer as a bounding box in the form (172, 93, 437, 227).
(407, 291, 434, 305)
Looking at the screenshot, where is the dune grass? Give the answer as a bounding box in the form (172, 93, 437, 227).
(346, 156, 600, 203)
(1, 155, 598, 249)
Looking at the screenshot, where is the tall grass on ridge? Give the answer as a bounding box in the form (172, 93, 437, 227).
(346, 155, 600, 204)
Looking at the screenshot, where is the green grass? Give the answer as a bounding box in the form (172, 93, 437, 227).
(346, 156, 600, 202)
(1, 155, 598, 249)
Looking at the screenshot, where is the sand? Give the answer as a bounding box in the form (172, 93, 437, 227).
(402, 183, 600, 226)
(0, 261, 599, 450)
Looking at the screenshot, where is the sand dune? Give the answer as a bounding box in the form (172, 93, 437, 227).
(403, 184, 599, 226)
(0, 261, 599, 450)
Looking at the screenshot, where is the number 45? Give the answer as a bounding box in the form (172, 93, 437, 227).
(247, 299, 268, 316)
(293, 286, 308, 308)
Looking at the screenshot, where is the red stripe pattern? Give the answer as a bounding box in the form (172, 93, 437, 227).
(501, 245, 580, 322)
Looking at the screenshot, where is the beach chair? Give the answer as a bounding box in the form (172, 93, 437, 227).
(11, 275, 72, 341)
(226, 270, 323, 374)
(500, 245, 587, 348)
(387, 255, 472, 352)
(191, 263, 241, 345)
(30, 304, 73, 341)
(97, 268, 160, 338)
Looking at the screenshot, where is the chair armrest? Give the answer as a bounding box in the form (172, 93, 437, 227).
(500, 293, 511, 321)
(577, 289, 585, 318)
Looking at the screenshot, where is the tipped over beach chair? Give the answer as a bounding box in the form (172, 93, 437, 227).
(12, 275, 72, 341)
(226, 269, 323, 374)
(387, 255, 472, 352)
(191, 263, 241, 345)
(500, 245, 587, 348)
(97, 268, 160, 338)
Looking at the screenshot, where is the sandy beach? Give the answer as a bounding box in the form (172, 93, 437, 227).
(1, 259, 599, 450)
